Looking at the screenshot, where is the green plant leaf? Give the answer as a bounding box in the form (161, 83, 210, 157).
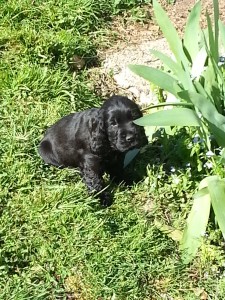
(213, 0, 219, 59)
(204, 44, 225, 115)
(124, 148, 140, 168)
(219, 19, 225, 49)
(178, 91, 225, 133)
(203, 39, 225, 112)
(180, 186, 211, 264)
(154, 219, 182, 242)
(208, 178, 225, 239)
(128, 64, 180, 96)
(198, 175, 220, 189)
(153, 0, 190, 70)
(194, 81, 209, 98)
(149, 49, 179, 76)
(207, 122, 225, 147)
(142, 101, 193, 112)
(149, 49, 193, 90)
(134, 108, 201, 127)
(201, 61, 217, 102)
(206, 11, 219, 62)
(183, 1, 201, 61)
(200, 60, 224, 115)
(191, 47, 207, 80)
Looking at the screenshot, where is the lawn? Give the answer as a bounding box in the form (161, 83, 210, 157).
(1, 0, 225, 299)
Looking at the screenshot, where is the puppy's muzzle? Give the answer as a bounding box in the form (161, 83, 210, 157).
(125, 131, 136, 143)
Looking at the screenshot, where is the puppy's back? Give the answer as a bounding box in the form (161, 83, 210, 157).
(38, 108, 99, 167)
(38, 113, 77, 167)
(38, 139, 60, 166)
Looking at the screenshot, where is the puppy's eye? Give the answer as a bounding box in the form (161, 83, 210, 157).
(128, 111, 138, 121)
(130, 109, 141, 120)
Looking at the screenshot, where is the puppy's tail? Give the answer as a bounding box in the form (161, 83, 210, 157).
(38, 140, 60, 167)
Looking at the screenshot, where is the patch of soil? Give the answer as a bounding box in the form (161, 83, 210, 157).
(106, 0, 225, 46)
(88, 1, 225, 105)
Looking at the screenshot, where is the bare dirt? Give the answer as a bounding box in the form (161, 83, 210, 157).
(88, 0, 225, 105)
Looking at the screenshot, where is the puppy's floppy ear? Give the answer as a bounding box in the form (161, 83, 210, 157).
(90, 109, 107, 154)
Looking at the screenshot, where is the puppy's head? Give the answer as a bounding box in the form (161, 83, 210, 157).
(101, 95, 148, 152)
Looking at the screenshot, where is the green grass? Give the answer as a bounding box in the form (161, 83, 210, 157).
(1, 0, 225, 299)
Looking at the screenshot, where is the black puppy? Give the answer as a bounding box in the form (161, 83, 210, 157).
(39, 95, 148, 206)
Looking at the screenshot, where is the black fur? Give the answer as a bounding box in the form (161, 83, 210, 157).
(39, 95, 148, 206)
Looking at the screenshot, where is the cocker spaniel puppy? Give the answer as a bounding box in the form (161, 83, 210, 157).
(39, 95, 148, 206)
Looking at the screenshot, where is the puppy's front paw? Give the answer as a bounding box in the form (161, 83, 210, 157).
(99, 191, 113, 207)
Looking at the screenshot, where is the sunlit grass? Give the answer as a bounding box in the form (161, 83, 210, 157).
(1, 0, 225, 299)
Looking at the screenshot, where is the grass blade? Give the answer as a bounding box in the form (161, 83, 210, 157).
(134, 108, 201, 127)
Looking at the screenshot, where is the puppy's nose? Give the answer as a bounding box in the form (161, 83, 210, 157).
(126, 133, 135, 142)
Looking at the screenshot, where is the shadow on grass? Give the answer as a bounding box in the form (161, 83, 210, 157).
(128, 127, 208, 180)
